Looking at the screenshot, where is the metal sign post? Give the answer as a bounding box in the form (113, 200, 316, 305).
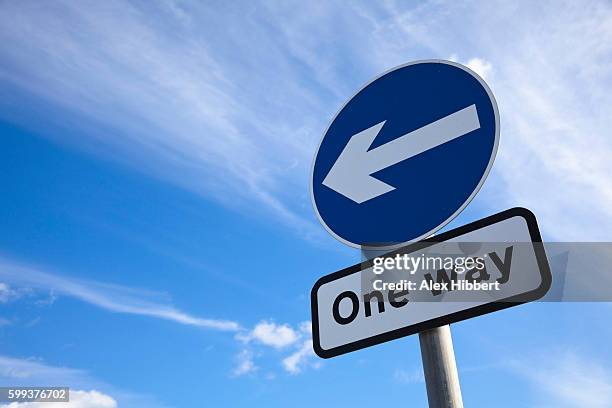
(419, 326, 464, 408)
(362, 246, 464, 408)
(361, 244, 464, 408)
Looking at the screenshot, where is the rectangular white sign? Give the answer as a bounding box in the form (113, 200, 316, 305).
(311, 208, 551, 358)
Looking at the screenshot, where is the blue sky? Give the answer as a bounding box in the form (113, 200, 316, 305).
(1, 1, 612, 407)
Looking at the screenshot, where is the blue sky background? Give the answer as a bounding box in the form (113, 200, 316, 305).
(1, 1, 612, 407)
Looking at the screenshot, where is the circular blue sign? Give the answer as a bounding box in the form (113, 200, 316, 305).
(311, 60, 499, 248)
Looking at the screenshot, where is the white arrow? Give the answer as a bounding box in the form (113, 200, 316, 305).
(322, 104, 481, 203)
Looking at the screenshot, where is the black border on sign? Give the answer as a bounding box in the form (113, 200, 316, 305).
(310, 207, 552, 359)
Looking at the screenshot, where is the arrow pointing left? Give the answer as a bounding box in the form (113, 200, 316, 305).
(322, 104, 481, 203)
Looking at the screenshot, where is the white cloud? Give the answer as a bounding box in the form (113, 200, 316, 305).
(282, 339, 316, 375)
(0, 0, 327, 240)
(0, 356, 83, 382)
(235, 320, 317, 375)
(447, 55, 493, 80)
(0, 283, 25, 303)
(281, 321, 317, 375)
(237, 321, 300, 349)
(0, 390, 117, 408)
(0, 355, 166, 408)
(0, 258, 239, 331)
(232, 350, 258, 377)
(2, 258, 318, 378)
(362, 0, 612, 240)
(298, 321, 312, 335)
(465, 57, 493, 80)
(0, 283, 13, 302)
(1, 1, 609, 242)
(393, 368, 424, 384)
(510, 351, 612, 407)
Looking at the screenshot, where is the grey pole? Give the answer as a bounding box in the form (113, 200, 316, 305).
(361, 247, 463, 408)
(419, 325, 464, 408)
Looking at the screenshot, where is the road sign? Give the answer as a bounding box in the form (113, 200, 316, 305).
(311, 208, 551, 358)
(311, 60, 499, 248)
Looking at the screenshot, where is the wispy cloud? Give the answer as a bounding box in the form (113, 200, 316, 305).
(509, 351, 612, 407)
(393, 368, 425, 384)
(0, 355, 166, 408)
(1, 254, 322, 378)
(2, 1, 610, 241)
(0, 0, 331, 240)
(0, 257, 240, 331)
(0, 283, 29, 304)
(1, 257, 318, 376)
(0, 355, 84, 382)
(232, 349, 258, 377)
(370, 0, 612, 240)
